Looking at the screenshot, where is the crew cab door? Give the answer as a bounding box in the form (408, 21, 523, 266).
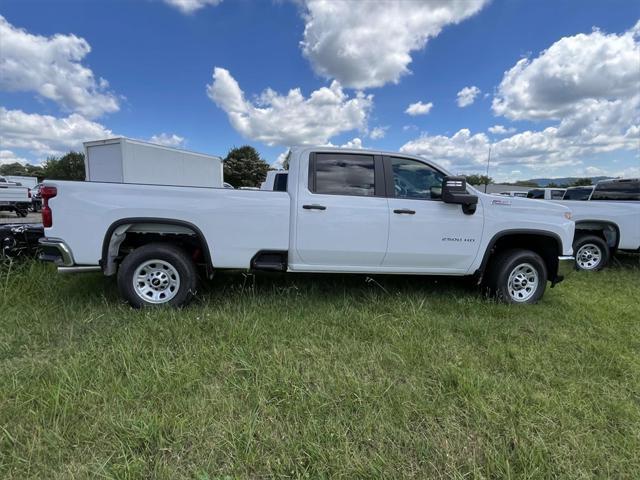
(382, 156, 484, 273)
(294, 152, 389, 268)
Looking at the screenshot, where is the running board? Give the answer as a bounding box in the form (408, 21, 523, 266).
(250, 250, 288, 272)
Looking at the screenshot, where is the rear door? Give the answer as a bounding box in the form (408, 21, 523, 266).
(294, 152, 389, 268)
(383, 156, 484, 272)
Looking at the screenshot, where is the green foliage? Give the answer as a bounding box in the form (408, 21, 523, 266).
(41, 151, 86, 180)
(223, 145, 269, 188)
(572, 178, 593, 186)
(464, 174, 493, 186)
(1, 256, 639, 477)
(0, 151, 86, 181)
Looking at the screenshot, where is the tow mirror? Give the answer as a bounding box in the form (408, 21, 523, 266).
(442, 176, 478, 215)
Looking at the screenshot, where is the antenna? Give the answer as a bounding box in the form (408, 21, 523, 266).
(484, 144, 492, 193)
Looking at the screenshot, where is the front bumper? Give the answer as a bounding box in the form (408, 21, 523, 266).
(38, 237, 101, 273)
(553, 255, 575, 286)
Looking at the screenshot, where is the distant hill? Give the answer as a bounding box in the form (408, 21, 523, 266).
(509, 176, 613, 187)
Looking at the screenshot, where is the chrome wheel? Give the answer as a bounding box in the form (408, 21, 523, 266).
(507, 263, 539, 302)
(576, 243, 602, 270)
(133, 259, 180, 304)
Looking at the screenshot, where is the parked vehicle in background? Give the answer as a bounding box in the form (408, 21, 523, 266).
(553, 178, 640, 270)
(590, 178, 640, 201)
(261, 170, 288, 191)
(31, 184, 43, 212)
(0, 177, 31, 217)
(528, 188, 567, 200)
(2, 175, 38, 189)
(38, 147, 575, 307)
(499, 191, 528, 198)
(562, 186, 594, 201)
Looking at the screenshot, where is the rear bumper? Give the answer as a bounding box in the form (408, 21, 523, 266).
(553, 255, 575, 286)
(38, 237, 100, 273)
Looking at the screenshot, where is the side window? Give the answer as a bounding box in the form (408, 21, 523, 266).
(591, 181, 640, 201)
(311, 154, 376, 196)
(551, 189, 565, 199)
(391, 158, 444, 200)
(528, 189, 544, 199)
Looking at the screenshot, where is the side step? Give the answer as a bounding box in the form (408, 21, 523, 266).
(251, 250, 288, 272)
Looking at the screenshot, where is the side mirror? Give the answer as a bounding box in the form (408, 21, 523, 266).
(430, 186, 442, 200)
(442, 176, 478, 215)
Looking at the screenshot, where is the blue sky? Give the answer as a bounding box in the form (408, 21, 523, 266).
(1, 0, 638, 181)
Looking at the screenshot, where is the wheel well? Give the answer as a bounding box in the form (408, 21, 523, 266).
(101, 218, 212, 276)
(479, 232, 561, 282)
(574, 221, 619, 250)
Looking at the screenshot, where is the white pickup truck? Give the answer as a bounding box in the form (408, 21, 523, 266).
(552, 178, 640, 270)
(39, 147, 575, 307)
(0, 176, 31, 217)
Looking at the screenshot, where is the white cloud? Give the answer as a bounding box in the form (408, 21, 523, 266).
(402, 23, 640, 177)
(299, 0, 488, 89)
(163, 0, 222, 14)
(0, 107, 112, 156)
(207, 67, 372, 146)
(405, 101, 433, 116)
(340, 137, 363, 149)
(493, 21, 640, 120)
(0, 15, 119, 118)
(369, 126, 387, 140)
(149, 133, 185, 147)
(488, 124, 516, 135)
(456, 86, 481, 107)
(0, 150, 29, 166)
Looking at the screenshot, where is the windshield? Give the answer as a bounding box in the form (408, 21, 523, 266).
(562, 187, 592, 200)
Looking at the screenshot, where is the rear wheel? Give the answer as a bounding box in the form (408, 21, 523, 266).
(487, 249, 547, 304)
(117, 243, 198, 308)
(573, 234, 609, 271)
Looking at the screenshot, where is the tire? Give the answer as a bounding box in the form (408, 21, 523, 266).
(117, 243, 198, 308)
(487, 249, 548, 304)
(573, 234, 609, 271)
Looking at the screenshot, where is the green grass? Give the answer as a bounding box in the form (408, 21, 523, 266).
(1, 256, 639, 479)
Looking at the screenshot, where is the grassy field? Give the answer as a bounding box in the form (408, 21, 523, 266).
(1, 256, 639, 479)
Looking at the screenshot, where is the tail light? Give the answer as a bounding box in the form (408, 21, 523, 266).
(40, 185, 57, 228)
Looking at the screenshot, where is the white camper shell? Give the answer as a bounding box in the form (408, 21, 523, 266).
(83, 137, 223, 188)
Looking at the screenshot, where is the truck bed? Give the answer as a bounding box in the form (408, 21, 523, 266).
(45, 181, 290, 267)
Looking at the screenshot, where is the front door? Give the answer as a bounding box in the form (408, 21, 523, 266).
(383, 156, 484, 273)
(295, 152, 389, 268)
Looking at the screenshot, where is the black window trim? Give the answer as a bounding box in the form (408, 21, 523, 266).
(307, 152, 385, 198)
(383, 155, 448, 202)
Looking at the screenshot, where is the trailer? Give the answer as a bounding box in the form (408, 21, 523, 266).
(83, 137, 223, 188)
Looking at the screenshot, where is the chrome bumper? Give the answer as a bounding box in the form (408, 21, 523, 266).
(38, 237, 100, 273)
(553, 255, 575, 285)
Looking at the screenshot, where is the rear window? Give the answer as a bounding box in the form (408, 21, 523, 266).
(311, 153, 376, 196)
(591, 180, 640, 201)
(527, 189, 544, 199)
(563, 187, 593, 201)
(273, 173, 288, 192)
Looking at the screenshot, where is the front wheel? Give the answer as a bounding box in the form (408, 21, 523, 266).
(117, 243, 198, 308)
(487, 249, 548, 304)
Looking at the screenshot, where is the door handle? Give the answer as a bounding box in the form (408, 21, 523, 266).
(393, 208, 415, 215)
(303, 204, 327, 210)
